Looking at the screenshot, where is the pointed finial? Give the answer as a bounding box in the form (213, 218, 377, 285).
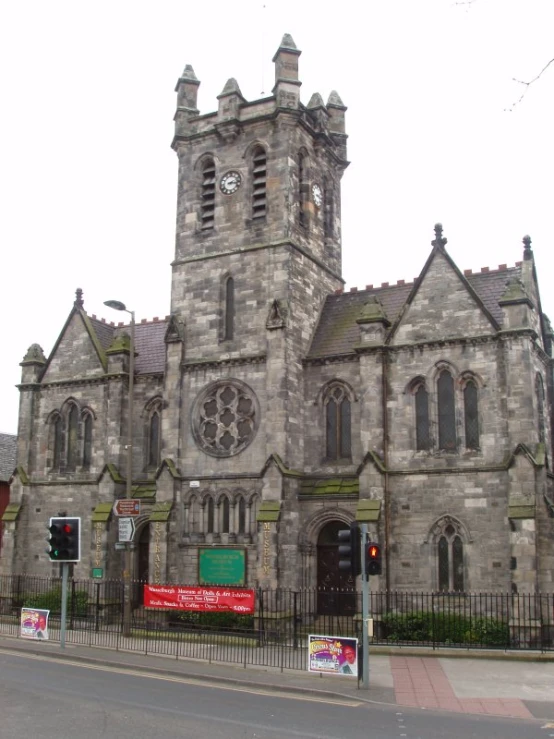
(431, 223, 447, 250)
(74, 287, 84, 308)
(523, 234, 533, 260)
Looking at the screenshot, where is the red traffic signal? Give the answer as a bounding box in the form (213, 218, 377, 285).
(46, 517, 81, 562)
(366, 542, 382, 576)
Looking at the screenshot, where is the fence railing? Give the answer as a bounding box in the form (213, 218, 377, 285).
(0, 576, 552, 671)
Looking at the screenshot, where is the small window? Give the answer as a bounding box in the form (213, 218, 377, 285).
(463, 380, 479, 449)
(325, 385, 351, 460)
(415, 385, 430, 450)
(207, 497, 215, 534)
(201, 158, 216, 230)
(224, 276, 234, 340)
(238, 497, 246, 534)
(148, 411, 161, 468)
(221, 497, 230, 534)
(536, 374, 545, 443)
(298, 153, 306, 227)
(53, 416, 63, 468)
(324, 179, 334, 237)
(67, 405, 79, 470)
(252, 146, 267, 220)
(83, 414, 93, 468)
(438, 525, 464, 592)
(437, 371, 456, 451)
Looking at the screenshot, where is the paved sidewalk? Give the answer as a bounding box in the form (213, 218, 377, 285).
(1, 635, 553, 721)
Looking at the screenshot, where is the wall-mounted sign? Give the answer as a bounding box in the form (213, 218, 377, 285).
(113, 499, 141, 517)
(198, 548, 246, 586)
(144, 584, 255, 614)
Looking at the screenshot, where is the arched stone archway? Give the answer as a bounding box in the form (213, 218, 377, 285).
(317, 520, 356, 616)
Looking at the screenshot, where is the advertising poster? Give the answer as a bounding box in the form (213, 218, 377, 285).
(308, 634, 359, 677)
(20, 608, 50, 640)
(144, 584, 255, 614)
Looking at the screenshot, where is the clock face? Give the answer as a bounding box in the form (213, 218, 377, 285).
(220, 170, 242, 195)
(312, 183, 323, 207)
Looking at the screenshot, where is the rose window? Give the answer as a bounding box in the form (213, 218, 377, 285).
(192, 381, 259, 457)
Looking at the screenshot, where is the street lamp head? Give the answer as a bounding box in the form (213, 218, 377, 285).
(104, 299, 127, 312)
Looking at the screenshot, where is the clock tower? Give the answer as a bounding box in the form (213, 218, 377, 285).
(166, 34, 348, 472)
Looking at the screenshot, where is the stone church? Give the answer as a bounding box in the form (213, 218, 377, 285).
(3, 35, 554, 603)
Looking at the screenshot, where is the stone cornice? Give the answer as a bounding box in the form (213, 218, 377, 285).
(304, 328, 545, 364)
(182, 353, 266, 372)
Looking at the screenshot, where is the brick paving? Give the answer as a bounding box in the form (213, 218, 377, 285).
(390, 656, 533, 719)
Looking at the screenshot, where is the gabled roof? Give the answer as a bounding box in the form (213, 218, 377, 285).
(0, 432, 17, 482)
(307, 264, 521, 360)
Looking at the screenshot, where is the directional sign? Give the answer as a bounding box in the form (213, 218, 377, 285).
(113, 499, 141, 517)
(118, 517, 135, 543)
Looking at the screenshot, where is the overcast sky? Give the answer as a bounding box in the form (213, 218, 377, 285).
(1, 0, 553, 434)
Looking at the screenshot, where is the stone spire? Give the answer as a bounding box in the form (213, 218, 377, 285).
(272, 33, 301, 109)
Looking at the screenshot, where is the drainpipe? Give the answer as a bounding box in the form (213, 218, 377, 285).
(381, 349, 391, 594)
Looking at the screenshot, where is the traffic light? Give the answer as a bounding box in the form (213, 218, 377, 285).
(338, 522, 361, 577)
(47, 517, 81, 562)
(366, 541, 382, 576)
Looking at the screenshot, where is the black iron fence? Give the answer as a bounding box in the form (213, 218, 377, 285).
(0, 576, 552, 670)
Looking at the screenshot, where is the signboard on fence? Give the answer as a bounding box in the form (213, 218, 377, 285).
(20, 608, 50, 640)
(308, 634, 359, 677)
(198, 547, 246, 586)
(144, 584, 255, 614)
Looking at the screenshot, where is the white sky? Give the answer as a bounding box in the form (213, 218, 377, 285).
(1, 0, 553, 434)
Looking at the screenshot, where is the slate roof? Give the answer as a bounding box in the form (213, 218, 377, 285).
(89, 316, 115, 351)
(133, 320, 168, 375)
(307, 265, 521, 359)
(0, 433, 17, 482)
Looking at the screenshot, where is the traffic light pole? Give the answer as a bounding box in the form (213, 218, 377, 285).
(60, 563, 69, 649)
(360, 523, 370, 690)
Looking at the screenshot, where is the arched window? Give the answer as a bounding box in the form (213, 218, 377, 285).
(252, 146, 267, 220)
(188, 495, 199, 534)
(463, 380, 479, 449)
(201, 158, 216, 230)
(206, 496, 215, 534)
(221, 497, 230, 534)
(224, 276, 234, 340)
(438, 523, 464, 592)
(415, 384, 430, 450)
(53, 416, 63, 469)
(437, 370, 456, 451)
(325, 385, 351, 460)
(536, 374, 546, 443)
(67, 404, 79, 470)
(298, 152, 306, 227)
(238, 497, 246, 534)
(82, 414, 93, 468)
(148, 411, 161, 468)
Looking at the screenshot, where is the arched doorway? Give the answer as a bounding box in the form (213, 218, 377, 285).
(317, 520, 356, 616)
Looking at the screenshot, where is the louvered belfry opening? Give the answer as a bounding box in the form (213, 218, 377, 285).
(201, 158, 216, 229)
(252, 146, 267, 219)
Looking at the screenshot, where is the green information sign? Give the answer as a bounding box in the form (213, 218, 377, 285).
(198, 548, 246, 586)
(91, 568, 104, 579)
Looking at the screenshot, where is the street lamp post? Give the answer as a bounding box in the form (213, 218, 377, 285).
(104, 299, 135, 637)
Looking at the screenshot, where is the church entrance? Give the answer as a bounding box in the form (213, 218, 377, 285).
(132, 524, 150, 607)
(316, 521, 356, 616)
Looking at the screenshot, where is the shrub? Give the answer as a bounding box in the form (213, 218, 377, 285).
(381, 611, 509, 647)
(23, 587, 89, 617)
(172, 610, 254, 630)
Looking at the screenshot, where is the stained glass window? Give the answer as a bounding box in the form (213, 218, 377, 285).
(438, 371, 456, 450)
(464, 380, 479, 449)
(415, 385, 430, 450)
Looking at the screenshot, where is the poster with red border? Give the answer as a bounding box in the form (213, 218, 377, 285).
(144, 584, 255, 614)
